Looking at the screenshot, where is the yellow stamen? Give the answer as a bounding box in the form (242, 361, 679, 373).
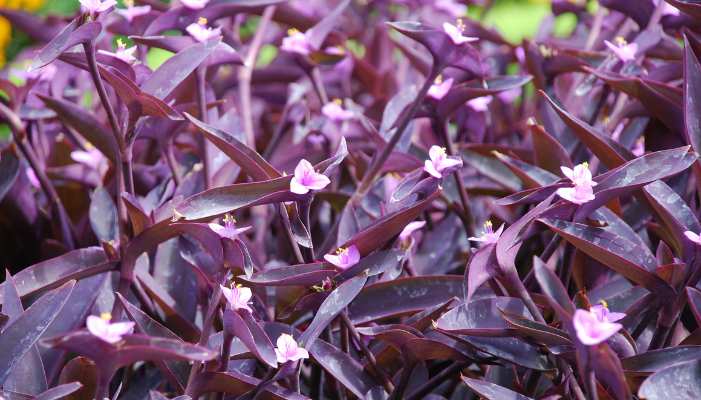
(85, 142, 95, 150)
(614, 36, 627, 46)
(335, 247, 347, 255)
(198, 17, 208, 26)
(124, 0, 134, 6)
(287, 28, 299, 36)
(484, 220, 493, 230)
(456, 19, 466, 32)
(116, 38, 126, 50)
(599, 299, 609, 309)
(581, 161, 589, 169)
(100, 312, 112, 321)
(333, 98, 343, 105)
(434, 75, 443, 84)
(223, 214, 236, 224)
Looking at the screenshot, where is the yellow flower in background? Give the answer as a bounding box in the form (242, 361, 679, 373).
(0, 0, 46, 67)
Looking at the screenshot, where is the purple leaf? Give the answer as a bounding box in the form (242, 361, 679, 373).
(31, 20, 101, 70)
(299, 273, 367, 348)
(224, 309, 278, 368)
(462, 377, 534, 400)
(0, 280, 75, 385)
(638, 359, 701, 399)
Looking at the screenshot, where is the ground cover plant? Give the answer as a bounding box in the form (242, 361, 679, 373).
(1, 0, 701, 398)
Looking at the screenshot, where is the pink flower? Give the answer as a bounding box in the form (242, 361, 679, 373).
(220, 284, 253, 313)
(181, 0, 209, 9)
(71, 145, 109, 176)
(86, 313, 135, 344)
(79, 0, 117, 14)
(427, 76, 454, 100)
(556, 184, 595, 205)
(186, 18, 222, 43)
(561, 163, 597, 188)
(573, 304, 625, 346)
(290, 159, 331, 194)
(399, 221, 426, 242)
(324, 245, 360, 270)
(423, 145, 463, 178)
(275, 333, 309, 364)
(467, 96, 493, 112)
(604, 38, 638, 63)
(435, 0, 467, 17)
(468, 220, 504, 246)
(281, 29, 313, 55)
(22, 64, 56, 82)
(26, 168, 40, 189)
(98, 39, 138, 64)
(208, 214, 251, 240)
(556, 162, 597, 205)
(442, 21, 478, 45)
(116, 1, 151, 22)
(684, 230, 701, 245)
(322, 100, 355, 122)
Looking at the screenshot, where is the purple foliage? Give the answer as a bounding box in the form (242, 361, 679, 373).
(2, 0, 701, 398)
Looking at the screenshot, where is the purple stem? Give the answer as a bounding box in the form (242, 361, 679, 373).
(0, 103, 75, 249)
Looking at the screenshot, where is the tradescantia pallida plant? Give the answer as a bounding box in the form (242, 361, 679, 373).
(2, 0, 701, 398)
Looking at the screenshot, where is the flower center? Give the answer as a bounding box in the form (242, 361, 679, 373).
(198, 17, 208, 27)
(100, 312, 112, 321)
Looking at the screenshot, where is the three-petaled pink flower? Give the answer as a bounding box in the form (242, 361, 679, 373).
(322, 99, 355, 122)
(442, 20, 478, 45)
(468, 220, 504, 246)
(209, 214, 251, 240)
(435, 0, 467, 17)
(71, 144, 109, 177)
(556, 162, 596, 205)
(467, 96, 493, 112)
(181, 0, 209, 9)
(281, 28, 314, 55)
(604, 38, 638, 63)
(98, 39, 138, 64)
(290, 159, 330, 194)
(80, 0, 116, 14)
(573, 303, 625, 346)
(324, 245, 360, 270)
(186, 17, 222, 43)
(116, 0, 151, 22)
(275, 333, 309, 364)
(424, 145, 463, 178)
(428, 76, 454, 100)
(684, 230, 701, 245)
(399, 221, 426, 243)
(220, 284, 253, 313)
(86, 312, 135, 344)
(22, 64, 56, 83)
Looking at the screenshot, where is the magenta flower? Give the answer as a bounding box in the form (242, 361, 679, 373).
(86, 312, 135, 344)
(116, 1, 151, 22)
(324, 245, 360, 270)
(684, 230, 701, 245)
(290, 159, 331, 194)
(556, 184, 595, 205)
(435, 0, 467, 17)
(427, 76, 454, 100)
(275, 333, 309, 364)
(399, 221, 426, 242)
(442, 21, 478, 45)
(322, 99, 355, 122)
(181, 0, 209, 9)
(281, 28, 314, 55)
(71, 145, 109, 176)
(556, 162, 596, 205)
(604, 38, 638, 62)
(80, 0, 117, 14)
(468, 220, 505, 246)
(208, 214, 251, 240)
(467, 95, 493, 112)
(573, 304, 625, 346)
(423, 145, 463, 178)
(186, 18, 222, 43)
(561, 163, 597, 188)
(98, 39, 138, 64)
(220, 284, 253, 313)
